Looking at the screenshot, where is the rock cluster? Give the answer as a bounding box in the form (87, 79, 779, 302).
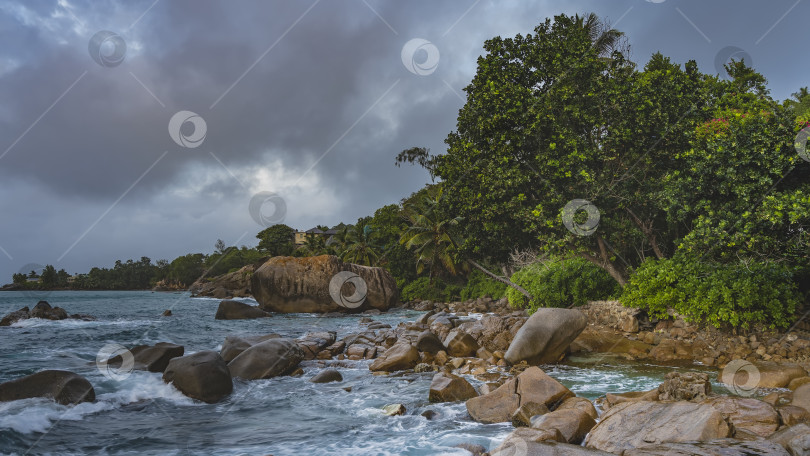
(0, 301, 95, 326)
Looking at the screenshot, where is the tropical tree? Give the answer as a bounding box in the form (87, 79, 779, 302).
(256, 224, 295, 256)
(341, 217, 380, 266)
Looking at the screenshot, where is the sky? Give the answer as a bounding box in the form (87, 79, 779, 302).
(0, 0, 807, 281)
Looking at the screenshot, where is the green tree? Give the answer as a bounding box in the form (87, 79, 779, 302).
(12, 273, 27, 285)
(40, 265, 57, 288)
(256, 224, 295, 256)
(341, 217, 380, 266)
(167, 253, 206, 287)
(434, 13, 711, 285)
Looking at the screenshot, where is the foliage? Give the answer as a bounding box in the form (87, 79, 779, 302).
(341, 217, 380, 266)
(435, 13, 713, 285)
(621, 255, 803, 329)
(204, 245, 265, 277)
(256, 224, 296, 256)
(459, 269, 507, 300)
(400, 276, 463, 302)
(506, 258, 620, 311)
(400, 185, 465, 279)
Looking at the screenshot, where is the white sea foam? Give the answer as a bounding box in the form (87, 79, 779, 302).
(10, 318, 155, 329)
(0, 373, 196, 435)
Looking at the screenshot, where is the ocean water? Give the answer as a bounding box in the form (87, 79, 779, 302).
(0, 291, 708, 456)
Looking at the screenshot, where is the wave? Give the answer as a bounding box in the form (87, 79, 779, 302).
(0, 373, 196, 435)
(10, 318, 157, 329)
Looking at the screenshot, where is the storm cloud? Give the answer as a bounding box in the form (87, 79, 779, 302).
(0, 0, 806, 281)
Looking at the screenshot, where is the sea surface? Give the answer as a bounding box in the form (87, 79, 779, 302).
(0, 291, 714, 455)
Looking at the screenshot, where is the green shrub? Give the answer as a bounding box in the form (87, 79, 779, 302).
(621, 256, 802, 329)
(400, 277, 456, 302)
(460, 269, 507, 300)
(506, 258, 620, 312)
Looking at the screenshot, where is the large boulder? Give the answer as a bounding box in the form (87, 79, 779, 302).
(584, 401, 730, 453)
(466, 366, 574, 424)
(658, 372, 711, 402)
(0, 370, 95, 405)
(0, 301, 93, 326)
(702, 396, 779, 437)
(108, 342, 184, 373)
(622, 439, 790, 456)
(214, 300, 271, 320)
(227, 338, 304, 380)
(791, 383, 810, 414)
(310, 369, 343, 383)
(530, 408, 596, 444)
(251, 255, 398, 313)
(443, 329, 479, 357)
(220, 334, 281, 362)
(768, 423, 810, 455)
(429, 372, 477, 402)
(162, 351, 232, 403)
(416, 331, 446, 354)
(369, 342, 419, 372)
(505, 308, 587, 365)
(721, 361, 808, 389)
(297, 331, 337, 360)
(189, 264, 256, 298)
(491, 433, 612, 456)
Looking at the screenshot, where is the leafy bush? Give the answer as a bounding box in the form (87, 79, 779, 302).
(400, 277, 457, 302)
(460, 269, 507, 300)
(621, 256, 802, 329)
(506, 258, 620, 311)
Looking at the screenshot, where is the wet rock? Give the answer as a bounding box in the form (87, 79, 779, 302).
(0, 370, 95, 405)
(161, 309, 172, 317)
(429, 372, 477, 403)
(511, 401, 549, 427)
(443, 330, 479, 357)
(382, 403, 405, 416)
(622, 439, 789, 455)
(368, 342, 419, 372)
(702, 396, 779, 438)
(0, 307, 30, 326)
(214, 300, 271, 320)
(227, 338, 304, 380)
(162, 351, 232, 403)
(219, 334, 282, 362)
(658, 371, 711, 402)
(466, 367, 574, 424)
(421, 409, 437, 420)
(555, 396, 598, 420)
(530, 408, 596, 444)
(416, 331, 446, 354)
(310, 368, 342, 383)
(768, 423, 810, 455)
(251, 255, 398, 313)
(108, 342, 184, 373)
(504, 308, 587, 365)
(454, 443, 486, 456)
(298, 331, 337, 360)
(778, 405, 810, 427)
(584, 401, 730, 453)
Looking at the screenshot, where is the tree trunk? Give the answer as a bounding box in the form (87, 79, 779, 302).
(465, 258, 533, 300)
(580, 235, 629, 287)
(626, 208, 665, 260)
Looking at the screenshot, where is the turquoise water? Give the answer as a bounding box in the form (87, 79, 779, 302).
(0, 291, 707, 455)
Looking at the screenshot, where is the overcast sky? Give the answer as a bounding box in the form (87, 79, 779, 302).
(0, 0, 806, 282)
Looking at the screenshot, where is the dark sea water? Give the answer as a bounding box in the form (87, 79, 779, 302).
(0, 291, 708, 455)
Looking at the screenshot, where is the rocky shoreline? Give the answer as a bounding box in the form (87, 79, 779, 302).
(4, 295, 810, 454)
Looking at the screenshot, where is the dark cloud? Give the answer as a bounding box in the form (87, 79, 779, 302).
(0, 0, 807, 282)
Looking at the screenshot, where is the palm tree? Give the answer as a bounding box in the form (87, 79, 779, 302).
(341, 219, 380, 266)
(576, 12, 625, 58)
(400, 187, 463, 280)
(401, 185, 533, 300)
